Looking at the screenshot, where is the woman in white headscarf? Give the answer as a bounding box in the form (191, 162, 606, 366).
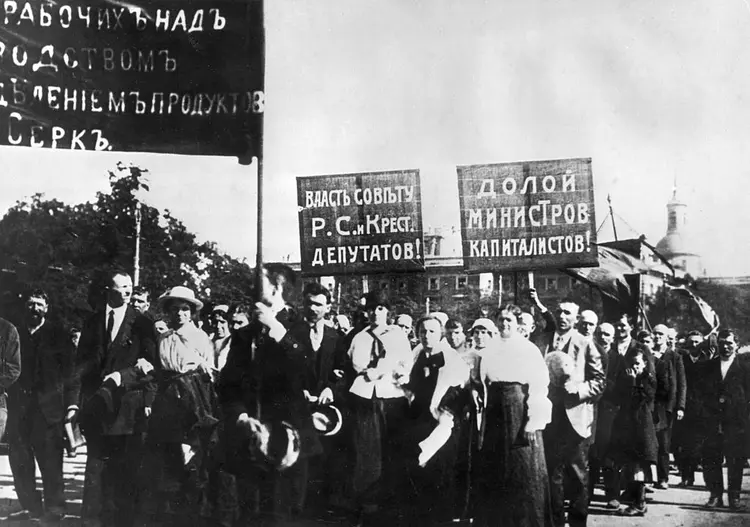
(472, 304, 553, 527)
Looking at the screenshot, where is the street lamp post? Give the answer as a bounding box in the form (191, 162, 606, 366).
(134, 201, 142, 286)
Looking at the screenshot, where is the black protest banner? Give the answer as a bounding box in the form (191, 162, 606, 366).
(457, 158, 598, 272)
(297, 170, 425, 276)
(0, 0, 263, 160)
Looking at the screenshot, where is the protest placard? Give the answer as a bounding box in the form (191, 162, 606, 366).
(0, 0, 263, 159)
(297, 170, 424, 276)
(457, 158, 598, 272)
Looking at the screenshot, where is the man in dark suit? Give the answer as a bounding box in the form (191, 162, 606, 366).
(674, 330, 711, 486)
(540, 300, 605, 527)
(650, 324, 686, 489)
(7, 290, 74, 523)
(289, 282, 347, 515)
(701, 329, 750, 510)
(220, 263, 320, 524)
(68, 270, 157, 527)
(588, 322, 616, 505)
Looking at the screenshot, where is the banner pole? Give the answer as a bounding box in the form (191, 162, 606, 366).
(251, 1, 265, 515)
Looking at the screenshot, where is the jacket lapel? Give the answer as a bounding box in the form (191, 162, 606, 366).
(113, 306, 136, 348)
(723, 356, 741, 384)
(317, 327, 337, 386)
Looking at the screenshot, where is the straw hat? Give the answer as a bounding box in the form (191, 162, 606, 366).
(158, 286, 204, 311)
(311, 404, 343, 437)
(545, 351, 574, 387)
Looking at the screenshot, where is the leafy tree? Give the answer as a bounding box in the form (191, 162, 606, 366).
(0, 163, 255, 330)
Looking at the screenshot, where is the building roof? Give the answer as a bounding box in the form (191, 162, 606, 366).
(655, 231, 699, 258)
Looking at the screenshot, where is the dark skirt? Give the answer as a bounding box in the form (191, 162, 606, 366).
(141, 370, 222, 522)
(608, 402, 658, 465)
(473, 382, 552, 527)
(401, 415, 461, 525)
(350, 394, 408, 511)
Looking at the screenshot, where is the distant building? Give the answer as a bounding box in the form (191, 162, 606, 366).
(655, 183, 703, 277)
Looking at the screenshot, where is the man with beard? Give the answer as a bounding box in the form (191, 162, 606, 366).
(220, 264, 319, 523)
(650, 324, 686, 489)
(539, 301, 605, 527)
(7, 290, 73, 523)
(70, 270, 157, 527)
(701, 329, 750, 510)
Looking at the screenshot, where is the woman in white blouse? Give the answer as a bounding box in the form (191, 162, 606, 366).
(347, 290, 413, 525)
(472, 305, 553, 527)
(143, 286, 219, 525)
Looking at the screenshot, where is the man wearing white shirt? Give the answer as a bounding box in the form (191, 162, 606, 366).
(541, 301, 605, 527)
(701, 329, 750, 510)
(70, 271, 157, 527)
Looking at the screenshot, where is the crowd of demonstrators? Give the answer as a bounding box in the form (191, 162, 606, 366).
(2, 265, 750, 527)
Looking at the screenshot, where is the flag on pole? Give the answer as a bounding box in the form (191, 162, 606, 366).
(563, 245, 649, 301)
(665, 284, 720, 331)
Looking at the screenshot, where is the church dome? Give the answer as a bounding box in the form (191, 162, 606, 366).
(656, 231, 693, 257)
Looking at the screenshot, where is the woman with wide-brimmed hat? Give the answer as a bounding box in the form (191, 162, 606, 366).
(156, 286, 213, 374)
(140, 285, 222, 526)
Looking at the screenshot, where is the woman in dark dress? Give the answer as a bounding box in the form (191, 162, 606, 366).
(608, 347, 658, 517)
(402, 315, 470, 525)
(472, 305, 553, 527)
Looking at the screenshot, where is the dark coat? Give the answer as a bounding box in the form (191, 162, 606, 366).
(700, 355, 750, 458)
(219, 308, 321, 468)
(652, 348, 686, 430)
(287, 322, 345, 399)
(608, 347, 658, 464)
(673, 349, 714, 454)
(0, 318, 21, 394)
(653, 350, 677, 430)
(601, 341, 646, 407)
(9, 321, 75, 426)
(73, 305, 157, 436)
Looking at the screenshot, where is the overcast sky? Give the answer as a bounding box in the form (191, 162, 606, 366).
(2, 1, 749, 275)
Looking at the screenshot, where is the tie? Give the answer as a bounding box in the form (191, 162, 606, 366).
(310, 324, 321, 352)
(106, 310, 115, 345)
(368, 329, 386, 366)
